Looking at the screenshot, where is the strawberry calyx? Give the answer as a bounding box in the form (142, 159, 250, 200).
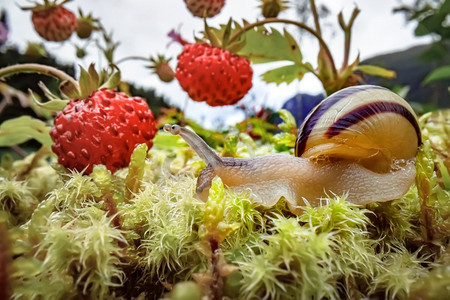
(200, 18, 247, 54)
(35, 64, 121, 112)
(0, 62, 121, 113)
(20, 0, 73, 12)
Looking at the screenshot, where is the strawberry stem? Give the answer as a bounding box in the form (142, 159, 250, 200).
(309, 0, 322, 37)
(115, 55, 150, 65)
(0, 63, 79, 91)
(339, 7, 361, 69)
(227, 18, 337, 77)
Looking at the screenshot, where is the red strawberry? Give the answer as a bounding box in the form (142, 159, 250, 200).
(175, 43, 253, 106)
(50, 89, 157, 174)
(183, 0, 225, 18)
(30, 5, 77, 42)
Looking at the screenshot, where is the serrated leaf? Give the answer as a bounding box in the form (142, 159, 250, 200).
(29, 90, 68, 112)
(261, 63, 311, 85)
(423, 65, 450, 85)
(237, 26, 303, 64)
(0, 116, 52, 147)
(357, 65, 396, 78)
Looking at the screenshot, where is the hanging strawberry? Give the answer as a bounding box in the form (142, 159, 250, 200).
(22, 0, 77, 42)
(183, 0, 225, 18)
(173, 21, 253, 107)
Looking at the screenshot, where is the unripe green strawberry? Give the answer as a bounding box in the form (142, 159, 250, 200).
(50, 89, 157, 174)
(148, 55, 175, 83)
(175, 43, 253, 106)
(259, 0, 289, 18)
(30, 5, 77, 42)
(183, 0, 225, 18)
(76, 18, 93, 39)
(76, 10, 99, 39)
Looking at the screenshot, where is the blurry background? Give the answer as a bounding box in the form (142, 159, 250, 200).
(0, 0, 448, 128)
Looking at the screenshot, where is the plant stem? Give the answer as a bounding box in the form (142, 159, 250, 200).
(309, 0, 322, 37)
(115, 56, 150, 65)
(9, 145, 28, 159)
(0, 63, 79, 89)
(227, 18, 337, 76)
(339, 7, 360, 69)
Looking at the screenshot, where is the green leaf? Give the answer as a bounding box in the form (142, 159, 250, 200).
(415, 13, 444, 36)
(238, 27, 303, 64)
(419, 42, 448, 62)
(0, 116, 52, 147)
(356, 65, 396, 78)
(261, 63, 311, 85)
(423, 65, 450, 85)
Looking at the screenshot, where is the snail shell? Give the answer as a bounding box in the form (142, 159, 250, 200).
(296, 85, 421, 172)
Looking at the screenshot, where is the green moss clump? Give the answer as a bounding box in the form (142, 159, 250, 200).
(2, 110, 450, 299)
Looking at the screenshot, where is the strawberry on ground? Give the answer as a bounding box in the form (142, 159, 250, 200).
(183, 0, 225, 18)
(24, 1, 77, 42)
(175, 43, 253, 106)
(50, 89, 157, 174)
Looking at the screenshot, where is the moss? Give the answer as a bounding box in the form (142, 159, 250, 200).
(4, 112, 450, 299)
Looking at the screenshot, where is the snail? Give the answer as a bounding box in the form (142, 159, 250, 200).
(164, 85, 421, 214)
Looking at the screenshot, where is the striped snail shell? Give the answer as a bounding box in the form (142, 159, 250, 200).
(296, 85, 421, 172)
(163, 85, 421, 214)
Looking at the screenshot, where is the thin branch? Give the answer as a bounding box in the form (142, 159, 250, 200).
(309, 0, 322, 36)
(339, 7, 361, 69)
(115, 56, 150, 65)
(0, 63, 79, 89)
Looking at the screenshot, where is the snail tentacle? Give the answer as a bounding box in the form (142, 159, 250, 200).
(163, 124, 223, 168)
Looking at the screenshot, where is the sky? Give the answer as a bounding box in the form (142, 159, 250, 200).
(1, 0, 432, 128)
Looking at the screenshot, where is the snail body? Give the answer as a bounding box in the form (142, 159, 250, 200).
(164, 85, 421, 214)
